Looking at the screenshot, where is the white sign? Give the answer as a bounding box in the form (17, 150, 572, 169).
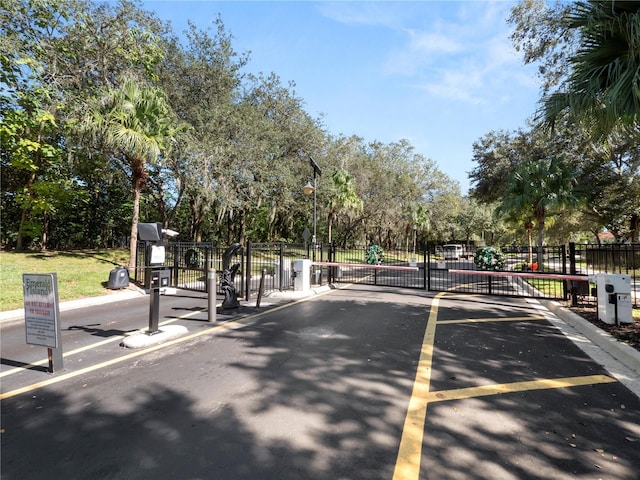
(150, 245, 166, 264)
(23, 273, 60, 348)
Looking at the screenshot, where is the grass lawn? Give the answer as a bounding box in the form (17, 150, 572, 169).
(0, 249, 130, 311)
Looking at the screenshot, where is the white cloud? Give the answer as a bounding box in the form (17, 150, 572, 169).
(409, 30, 463, 56)
(380, 2, 537, 107)
(316, 1, 406, 28)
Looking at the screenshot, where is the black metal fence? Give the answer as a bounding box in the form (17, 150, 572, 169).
(327, 245, 426, 289)
(134, 242, 244, 296)
(134, 240, 639, 308)
(427, 242, 639, 307)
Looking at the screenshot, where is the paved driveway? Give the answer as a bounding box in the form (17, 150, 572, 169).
(1, 284, 639, 479)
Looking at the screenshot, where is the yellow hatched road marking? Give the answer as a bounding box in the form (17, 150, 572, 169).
(425, 375, 616, 403)
(392, 292, 443, 480)
(392, 292, 618, 480)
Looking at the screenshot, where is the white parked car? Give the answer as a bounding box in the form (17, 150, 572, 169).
(443, 244, 464, 260)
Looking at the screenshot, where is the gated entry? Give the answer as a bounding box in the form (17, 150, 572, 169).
(133, 241, 637, 306)
(427, 246, 575, 302)
(328, 245, 579, 302)
(327, 246, 427, 290)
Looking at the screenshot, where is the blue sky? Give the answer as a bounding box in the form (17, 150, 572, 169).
(144, 1, 541, 193)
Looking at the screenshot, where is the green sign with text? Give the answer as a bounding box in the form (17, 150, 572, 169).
(23, 273, 60, 348)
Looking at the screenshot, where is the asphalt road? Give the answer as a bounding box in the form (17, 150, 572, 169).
(1, 284, 639, 479)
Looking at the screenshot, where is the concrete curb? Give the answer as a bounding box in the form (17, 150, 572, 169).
(121, 325, 189, 349)
(543, 300, 640, 373)
(0, 285, 146, 324)
(265, 284, 333, 300)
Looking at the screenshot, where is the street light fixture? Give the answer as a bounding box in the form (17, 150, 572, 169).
(303, 180, 314, 197)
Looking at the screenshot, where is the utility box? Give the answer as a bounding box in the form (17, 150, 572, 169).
(594, 274, 632, 324)
(293, 259, 311, 291)
(107, 266, 129, 289)
(155, 267, 172, 289)
(274, 257, 292, 290)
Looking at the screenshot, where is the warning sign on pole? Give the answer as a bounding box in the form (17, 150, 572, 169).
(23, 273, 61, 348)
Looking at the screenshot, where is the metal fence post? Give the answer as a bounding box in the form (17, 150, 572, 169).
(173, 243, 179, 286)
(279, 242, 284, 290)
(423, 249, 427, 290)
(427, 248, 431, 291)
(245, 242, 251, 301)
(569, 242, 578, 306)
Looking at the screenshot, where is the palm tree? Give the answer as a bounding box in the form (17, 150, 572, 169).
(539, 1, 640, 132)
(497, 156, 584, 269)
(326, 169, 363, 244)
(80, 78, 177, 271)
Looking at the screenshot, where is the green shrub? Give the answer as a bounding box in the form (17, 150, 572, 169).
(474, 246, 506, 271)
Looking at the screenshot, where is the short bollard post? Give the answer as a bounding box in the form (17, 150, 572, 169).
(256, 268, 266, 308)
(208, 268, 216, 323)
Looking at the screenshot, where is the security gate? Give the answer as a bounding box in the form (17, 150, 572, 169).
(134, 241, 638, 307)
(327, 246, 427, 290)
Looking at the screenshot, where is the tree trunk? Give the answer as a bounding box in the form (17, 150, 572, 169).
(40, 213, 49, 251)
(536, 217, 545, 271)
(16, 207, 27, 251)
(16, 171, 37, 251)
(128, 181, 142, 274)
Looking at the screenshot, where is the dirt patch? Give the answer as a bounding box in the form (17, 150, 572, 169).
(568, 306, 640, 352)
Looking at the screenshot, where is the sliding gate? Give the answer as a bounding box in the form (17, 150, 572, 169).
(426, 246, 580, 302)
(329, 245, 582, 301)
(328, 246, 427, 289)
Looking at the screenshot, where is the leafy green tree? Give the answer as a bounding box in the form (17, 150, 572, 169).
(509, 0, 575, 94)
(1, 0, 171, 250)
(537, 1, 640, 132)
(410, 203, 430, 254)
(156, 19, 248, 242)
(326, 169, 363, 244)
(469, 130, 527, 202)
(497, 156, 584, 268)
(79, 77, 178, 270)
(0, 86, 74, 250)
(578, 125, 640, 241)
(456, 197, 493, 247)
(509, 0, 640, 242)
(217, 72, 323, 244)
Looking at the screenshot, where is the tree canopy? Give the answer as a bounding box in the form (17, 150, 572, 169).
(2, 0, 638, 257)
(1, 0, 461, 255)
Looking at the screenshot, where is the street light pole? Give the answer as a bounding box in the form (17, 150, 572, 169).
(312, 168, 317, 252)
(303, 156, 321, 276)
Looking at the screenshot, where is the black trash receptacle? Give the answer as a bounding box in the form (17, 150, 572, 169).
(108, 266, 130, 289)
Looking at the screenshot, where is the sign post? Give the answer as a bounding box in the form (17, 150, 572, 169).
(23, 273, 63, 373)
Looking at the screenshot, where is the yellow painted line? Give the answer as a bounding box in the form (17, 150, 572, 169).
(0, 307, 207, 379)
(424, 375, 616, 403)
(438, 316, 548, 325)
(392, 291, 619, 480)
(392, 292, 445, 480)
(0, 288, 341, 400)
